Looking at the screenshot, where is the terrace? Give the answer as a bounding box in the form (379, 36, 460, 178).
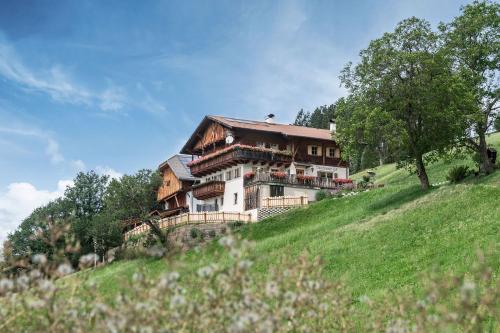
(192, 180, 225, 200)
(188, 144, 292, 177)
(244, 172, 353, 190)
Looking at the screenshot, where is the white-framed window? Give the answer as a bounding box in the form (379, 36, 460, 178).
(327, 147, 335, 158)
(234, 193, 238, 205)
(308, 145, 321, 156)
(256, 141, 266, 148)
(226, 170, 233, 181)
(234, 167, 241, 178)
(270, 143, 279, 150)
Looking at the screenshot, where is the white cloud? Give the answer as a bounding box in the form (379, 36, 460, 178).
(0, 180, 72, 248)
(46, 138, 64, 164)
(99, 86, 127, 112)
(71, 159, 86, 172)
(95, 166, 123, 180)
(0, 38, 126, 112)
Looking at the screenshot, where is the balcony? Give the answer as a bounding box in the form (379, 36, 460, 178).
(192, 180, 225, 200)
(196, 203, 219, 212)
(244, 172, 352, 190)
(188, 144, 292, 177)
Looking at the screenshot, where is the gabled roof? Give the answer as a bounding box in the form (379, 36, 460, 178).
(181, 115, 334, 154)
(158, 154, 197, 181)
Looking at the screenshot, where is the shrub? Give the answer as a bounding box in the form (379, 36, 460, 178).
(446, 165, 471, 183)
(190, 228, 203, 239)
(315, 190, 329, 201)
(208, 230, 217, 238)
(228, 221, 244, 230)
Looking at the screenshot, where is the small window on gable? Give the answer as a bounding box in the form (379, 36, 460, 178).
(166, 180, 171, 186)
(310, 146, 318, 156)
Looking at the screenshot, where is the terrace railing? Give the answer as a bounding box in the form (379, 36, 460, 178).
(245, 172, 350, 190)
(124, 211, 252, 240)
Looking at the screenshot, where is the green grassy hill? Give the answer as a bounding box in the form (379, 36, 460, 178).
(74, 132, 500, 301)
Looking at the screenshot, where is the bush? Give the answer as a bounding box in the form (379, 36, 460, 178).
(315, 190, 329, 201)
(446, 165, 471, 183)
(190, 228, 203, 239)
(228, 221, 244, 230)
(208, 230, 217, 238)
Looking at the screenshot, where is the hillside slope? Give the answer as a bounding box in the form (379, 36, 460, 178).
(75, 133, 500, 300)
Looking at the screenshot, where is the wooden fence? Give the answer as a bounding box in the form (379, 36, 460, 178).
(124, 211, 252, 240)
(261, 196, 309, 208)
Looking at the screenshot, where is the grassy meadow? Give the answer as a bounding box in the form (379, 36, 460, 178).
(67, 132, 500, 303)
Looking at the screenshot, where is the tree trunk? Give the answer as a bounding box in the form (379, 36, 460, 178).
(144, 219, 168, 247)
(415, 154, 430, 190)
(478, 132, 494, 174)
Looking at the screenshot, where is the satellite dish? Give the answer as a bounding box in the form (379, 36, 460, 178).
(225, 135, 234, 144)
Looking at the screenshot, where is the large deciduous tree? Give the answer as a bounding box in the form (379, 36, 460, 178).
(105, 169, 164, 244)
(340, 18, 470, 190)
(441, 0, 500, 174)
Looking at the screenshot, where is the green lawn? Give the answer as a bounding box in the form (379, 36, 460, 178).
(70, 132, 500, 301)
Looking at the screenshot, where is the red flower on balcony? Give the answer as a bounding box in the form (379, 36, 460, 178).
(335, 178, 353, 184)
(270, 171, 287, 179)
(296, 174, 316, 181)
(244, 172, 255, 180)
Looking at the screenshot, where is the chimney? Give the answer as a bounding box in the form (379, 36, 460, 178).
(265, 113, 275, 124)
(329, 119, 336, 132)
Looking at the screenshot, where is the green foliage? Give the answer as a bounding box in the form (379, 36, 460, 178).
(446, 165, 471, 183)
(339, 18, 471, 189)
(293, 104, 336, 129)
(315, 189, 329, 201)
(495, 116, 500, 132)
(441, 0, 500, 173)
(190, 228, 203, 239)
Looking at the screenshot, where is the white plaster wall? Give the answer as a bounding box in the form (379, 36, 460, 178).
(222, 164, 245, 212)
(283, 187, 317, 202)
(186, 191, 203, 213)
(306, 165, 349, 179)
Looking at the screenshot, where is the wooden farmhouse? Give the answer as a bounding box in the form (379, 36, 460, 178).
(177, 114, 350, 218)
(157, 154, 201, 215)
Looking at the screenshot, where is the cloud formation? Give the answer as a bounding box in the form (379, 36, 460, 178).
(0, 179, 72, 248)
(0, 38, 125, 112)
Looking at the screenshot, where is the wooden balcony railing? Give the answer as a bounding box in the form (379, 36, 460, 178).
(189, 145, 292, 176)
(244, 173, 352, 190)
(192, 180, 225, 200)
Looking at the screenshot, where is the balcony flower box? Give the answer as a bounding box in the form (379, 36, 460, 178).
(244, 172, 255, 180)
(335, 178, 353, 184)
(270, 171, 287, 179)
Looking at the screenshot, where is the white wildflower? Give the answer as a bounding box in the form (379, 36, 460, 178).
(265, 281, 279, 297)
(170, 294, 186, 308)
(0, 278, 14, 293)
(197, 266, 213, 278)
(32, 254, 47, 265)
(79, 253, 99, 268)
(38, 279, 55, 293)
(56, 263, 74, 276)
(238, 260, 253, 270)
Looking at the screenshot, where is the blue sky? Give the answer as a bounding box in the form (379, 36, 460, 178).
(0, 0, 469, 243)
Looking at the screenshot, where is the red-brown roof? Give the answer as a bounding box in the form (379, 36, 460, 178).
(181, 115, 335, 154)
(209, 115, 333, 140)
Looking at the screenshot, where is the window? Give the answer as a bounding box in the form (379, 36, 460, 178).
(296, 169, 305, 176)
(226, 171, 233, 181)
(334, 173, 338, 179)
(327, 147, 335, 157)
(234, 167, 241, 178)
(311, 146, 318, 156)
(270, 185, 284, 197)
(318, 172, 333, 179)
(256, 141, 266, 148)
(166, 180, 171, 186)
(234, 193, 238, 205)
(270, 143, 279, 150)
(221, 197, 224, 206)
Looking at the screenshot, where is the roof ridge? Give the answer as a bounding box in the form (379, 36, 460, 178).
(209, 115, 330, 130)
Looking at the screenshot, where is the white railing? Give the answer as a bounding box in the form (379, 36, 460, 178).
(124, 211, 252, 240)
(261, 196, 309, 208)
